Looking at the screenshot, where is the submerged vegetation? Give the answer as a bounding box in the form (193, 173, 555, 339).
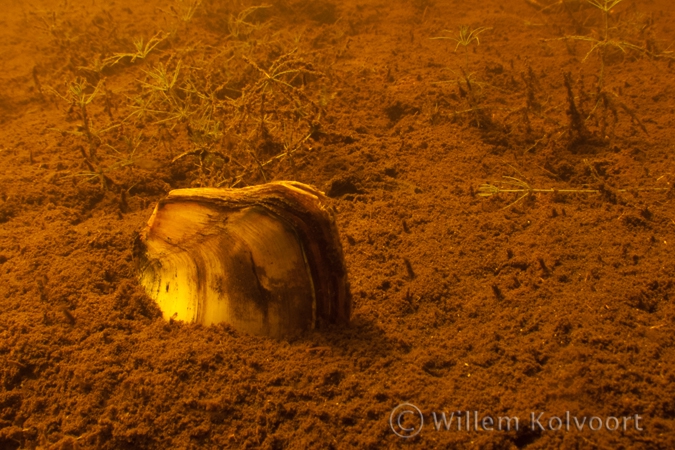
(29, 0, 675, 207)
(38, 1, 337, 195)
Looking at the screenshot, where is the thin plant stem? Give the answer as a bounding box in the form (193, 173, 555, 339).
(479, 176, 670, 209)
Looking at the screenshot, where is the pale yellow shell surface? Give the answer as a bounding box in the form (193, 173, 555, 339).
(140, 202, 316, 337)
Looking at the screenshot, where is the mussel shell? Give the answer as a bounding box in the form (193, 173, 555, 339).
(134, 182, 350, 337)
